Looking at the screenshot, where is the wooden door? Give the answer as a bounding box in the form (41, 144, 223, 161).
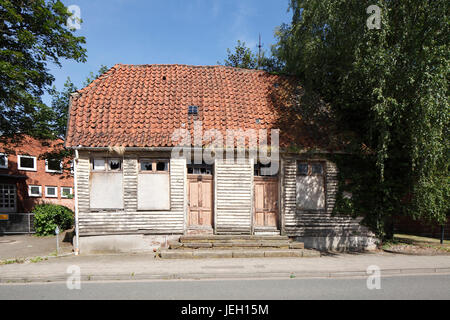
(188, 175, 213, 227)
(253, 177, 278, 227)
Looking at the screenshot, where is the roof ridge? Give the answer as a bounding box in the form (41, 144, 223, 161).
(114, 63, 267, 72)
(76, 64, 120, 95)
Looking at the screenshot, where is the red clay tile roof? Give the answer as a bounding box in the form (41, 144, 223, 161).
(65, 64, 343, 150)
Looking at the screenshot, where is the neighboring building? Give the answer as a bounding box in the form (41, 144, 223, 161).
(66, 64, 376, 253)
(0, 135, 74, 214)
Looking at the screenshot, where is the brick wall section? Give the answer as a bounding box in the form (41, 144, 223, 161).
(0, 135, 74, 212)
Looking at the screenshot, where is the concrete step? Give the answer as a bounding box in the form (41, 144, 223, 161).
(159, 248, 320, 259)
(169, 240, 304, 250)
(179, 235, 290, 243)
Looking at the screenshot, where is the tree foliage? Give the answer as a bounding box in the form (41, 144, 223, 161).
(221, 40, 258, 69)
(0, 0, 86, 138)
(49, 65, 108, 137)
(221, 40, 284, 72)
(274, 0, 449, 237)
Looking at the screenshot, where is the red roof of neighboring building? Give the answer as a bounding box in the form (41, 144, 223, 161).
(66, 64, 343, 150)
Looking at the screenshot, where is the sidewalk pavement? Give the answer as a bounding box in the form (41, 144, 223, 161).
(0, 232, 73, 260)
(1, 251, 450, 283)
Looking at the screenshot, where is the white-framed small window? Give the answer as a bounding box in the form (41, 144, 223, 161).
(61, 187, 73, 198)
(92, 158, 106, 171)
(18, 155, 37, 171)
(0, 153, 8, 169)
(91, 158, 123, 172)
(45, 186, 58, 198)
(28, 185, 42, 197)
(45, 159, 62, 173)
(108, 158, 122, 171)
(139, 159, 169, 173)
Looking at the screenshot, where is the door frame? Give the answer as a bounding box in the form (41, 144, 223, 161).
(252, 175, 280, 231)
(187, 173, 214, 230)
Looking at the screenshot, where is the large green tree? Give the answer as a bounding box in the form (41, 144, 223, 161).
(0, 0, 86, 139)
(274, 0, 449, 237)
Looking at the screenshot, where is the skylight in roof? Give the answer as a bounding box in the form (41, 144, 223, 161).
(188, 105, 198, 115)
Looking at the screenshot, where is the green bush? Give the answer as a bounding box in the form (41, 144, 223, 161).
(33, 204, 74, 236)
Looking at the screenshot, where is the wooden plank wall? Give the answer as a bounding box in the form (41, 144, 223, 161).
(76, 152, 186, 235)
(214, 159, 253, 234)
(281, 157, 372, 237)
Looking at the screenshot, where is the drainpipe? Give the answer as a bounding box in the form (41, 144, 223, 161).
(74, 149, 80, 255)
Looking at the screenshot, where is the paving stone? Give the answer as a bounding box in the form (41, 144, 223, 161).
(183, 242, 213, 249)
(192, 250, 233, 259)
(289, 242, 305, 249)
(232, 250, 265, 258)
(301, 249, 321, 257)
(264, 250, 303, 257)
(159, 250, 193, 259)
(168, 241, 182, 249)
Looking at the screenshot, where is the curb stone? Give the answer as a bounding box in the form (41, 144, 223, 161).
(1, 267, 450, 284)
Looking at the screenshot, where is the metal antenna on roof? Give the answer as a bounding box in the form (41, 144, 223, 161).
(257, 34, 263, 70)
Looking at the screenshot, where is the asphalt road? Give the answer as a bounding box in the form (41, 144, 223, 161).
(1, 274, 449, 300)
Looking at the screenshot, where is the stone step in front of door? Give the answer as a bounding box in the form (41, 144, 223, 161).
(179, 235, 290, 243)
(159, 248, 320, 259)
(168, 241, 304, 250)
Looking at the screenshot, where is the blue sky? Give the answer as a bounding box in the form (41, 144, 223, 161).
(44, 0, 292, 104)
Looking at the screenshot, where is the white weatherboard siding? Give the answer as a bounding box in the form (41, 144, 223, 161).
(282, 157, 373, 238)
(77, 153, 186, 235)
(214, 159, 253, 234)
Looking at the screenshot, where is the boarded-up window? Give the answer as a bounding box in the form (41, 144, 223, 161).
(90, 158, 123, 209)
(296, 162, 325, 210)
(137, 159, 170, 210)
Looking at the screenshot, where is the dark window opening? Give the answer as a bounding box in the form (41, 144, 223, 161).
(109, 159, 121, 171)
(254, 162, 278, 176)
(297, 163, 308, 175)
(311, 163, 323, 175)
(20, 157, 35, 169)
(297, 162, 324, 176)
(0, 155, 6, 167)
(156, 161, 168, 171)
(47, 159, 61, 171)
(187, 163, 213, 175)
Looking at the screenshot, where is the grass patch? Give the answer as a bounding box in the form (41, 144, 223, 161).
(383, 233, 450, 253)
(0, 258, 25, 265)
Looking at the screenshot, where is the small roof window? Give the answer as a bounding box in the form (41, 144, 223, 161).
(188, 105, 198, 115)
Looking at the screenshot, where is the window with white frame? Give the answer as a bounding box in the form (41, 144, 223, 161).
(0, 153, 8, 169)
(296, 161, 325, 210)
(90, 157, 124, 209)
(28, 185, 42, 197)
(139, 159, 169, 173)
(45, 159, 62, 173)
(45, 186, 58, 198)
(92, 158, 122, 172)
(138, 159, 170, 210)
(18, 155, 37, 171)
(61, 187, 73, 198)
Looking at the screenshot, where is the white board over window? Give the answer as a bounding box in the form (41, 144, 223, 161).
(138, 173, 170, 210)
(296, 175, 325, 210)
(90, 173, 124, 209)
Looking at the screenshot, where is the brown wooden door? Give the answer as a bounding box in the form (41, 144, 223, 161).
(253, 177, 278, 227)
(188, 175, 213, 227)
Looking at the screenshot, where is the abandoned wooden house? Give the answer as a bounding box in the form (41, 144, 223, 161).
(65, 64, 376, 254)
